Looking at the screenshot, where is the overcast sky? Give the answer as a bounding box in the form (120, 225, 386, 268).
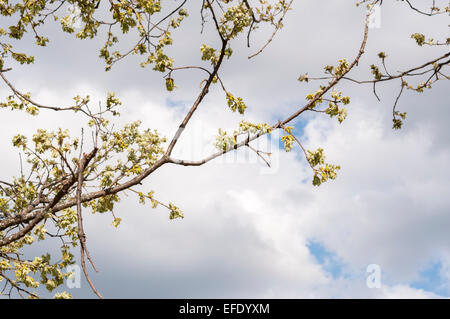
(1, 0, 450, 298)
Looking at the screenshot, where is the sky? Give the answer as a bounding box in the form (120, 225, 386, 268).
(1, 0, 450, 298)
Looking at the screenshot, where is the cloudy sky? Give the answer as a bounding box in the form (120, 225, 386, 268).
(1, 0, 450, 298)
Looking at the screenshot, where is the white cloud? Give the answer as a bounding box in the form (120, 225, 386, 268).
(379, 285, 442, 299)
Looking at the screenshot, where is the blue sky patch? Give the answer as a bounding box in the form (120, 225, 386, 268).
(166, 97, 188, 108)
